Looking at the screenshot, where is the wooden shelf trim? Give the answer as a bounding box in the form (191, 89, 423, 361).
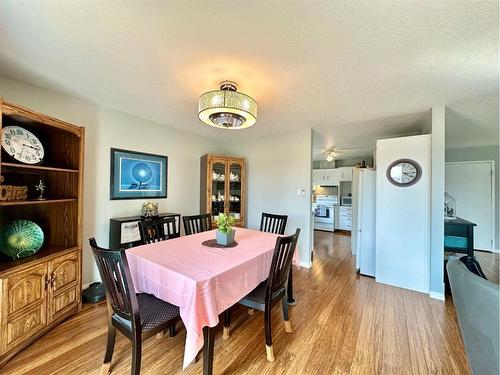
(0, 246, 79, 275)
(1, 162, 79, 173)
(0, 198, 77, 207)
(2, 101, 83, 136)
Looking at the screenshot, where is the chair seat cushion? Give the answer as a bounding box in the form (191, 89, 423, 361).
(112, 293, 179, 332)
(240, 281, 285, 307)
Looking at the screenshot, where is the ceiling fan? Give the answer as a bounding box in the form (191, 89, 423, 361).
(323, 147, 355, 162)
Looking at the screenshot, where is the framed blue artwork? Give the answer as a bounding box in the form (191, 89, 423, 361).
(110, 148, 167, 200)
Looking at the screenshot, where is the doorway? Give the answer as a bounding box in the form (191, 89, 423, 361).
(445, 161, 495, 251)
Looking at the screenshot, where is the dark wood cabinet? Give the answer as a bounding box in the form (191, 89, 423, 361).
(109, 213, 181, 249)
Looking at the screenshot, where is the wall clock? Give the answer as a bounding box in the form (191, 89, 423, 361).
(1, 126, 44, 164)
(386, 158, 422, 187)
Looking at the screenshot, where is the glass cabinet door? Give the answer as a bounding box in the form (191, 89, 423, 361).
(211, 160, 226, 222)
(228, 161, 243, 222)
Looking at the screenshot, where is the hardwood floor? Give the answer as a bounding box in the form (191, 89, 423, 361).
(2, 231, 479, 374)
(476, 250, 499, 284)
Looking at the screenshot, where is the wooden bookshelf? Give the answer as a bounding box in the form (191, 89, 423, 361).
(0, 99, 84, 367)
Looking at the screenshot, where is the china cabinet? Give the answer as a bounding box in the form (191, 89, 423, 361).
(200, 154, 246, 227)
(0, 99, 84, 367)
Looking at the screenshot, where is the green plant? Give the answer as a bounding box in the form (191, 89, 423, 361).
(217, 213, 235, 234)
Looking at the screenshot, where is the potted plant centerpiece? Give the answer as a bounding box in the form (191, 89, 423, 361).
(216, 213, 236, 246)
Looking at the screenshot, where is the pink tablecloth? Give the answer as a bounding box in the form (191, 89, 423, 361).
(126, 228, 297, 369)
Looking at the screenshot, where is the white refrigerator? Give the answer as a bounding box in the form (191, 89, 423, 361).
(352, 168, 376, 276)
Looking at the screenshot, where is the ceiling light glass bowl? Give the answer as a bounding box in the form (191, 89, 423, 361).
(199, 81, 257, 129)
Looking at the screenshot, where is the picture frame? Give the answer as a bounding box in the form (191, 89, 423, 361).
(110, 148, 168, 200)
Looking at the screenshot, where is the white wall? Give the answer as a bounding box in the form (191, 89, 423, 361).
(375, 134, 431, 294)
(0, 76, 221, 284)
(225, 129, 313, 266)
(429, 106, 445, 299)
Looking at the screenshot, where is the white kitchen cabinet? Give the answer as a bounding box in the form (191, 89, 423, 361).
(338, 206, 352, 230)
(312, 170, 321, 185)
(327, 169, 339, 185)
(312, 169, 338, 186)
(338, 167, 354, 182)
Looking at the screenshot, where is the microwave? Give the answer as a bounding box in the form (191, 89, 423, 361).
(340, 196, 352, 206)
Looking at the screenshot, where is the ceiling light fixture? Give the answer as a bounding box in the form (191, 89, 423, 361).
(198, 81, 257, 129)
(325, 148, 336, 162)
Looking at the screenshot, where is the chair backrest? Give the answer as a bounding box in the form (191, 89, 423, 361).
(89, 238, 139, 325)
(139, 216, 179, 244)
(447, 258, 499, 375)
(266, 228, 300, 299)
(260, 212, 288, 235)
(183, 213, 212, 235)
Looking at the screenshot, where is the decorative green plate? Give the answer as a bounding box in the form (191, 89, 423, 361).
(0, 220, 44, 259)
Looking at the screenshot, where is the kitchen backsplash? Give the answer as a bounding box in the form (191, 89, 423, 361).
(313, 160, 336, 169)
(313, 185, 338, 196)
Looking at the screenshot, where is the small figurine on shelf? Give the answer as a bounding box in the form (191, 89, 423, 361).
(35, 179, 47, 201)
(141, 202, 159, 218)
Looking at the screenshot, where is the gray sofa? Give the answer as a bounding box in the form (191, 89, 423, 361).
(447, 258, 499, 375)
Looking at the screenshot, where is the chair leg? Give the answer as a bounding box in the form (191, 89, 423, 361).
(131, 338, 142, 375)
(223, 309, 231, 340)
(264, 306, 275, 362)
(101, 325, 116, 375)
(282, 296, 292, 333)
(169, 322, 176, 337)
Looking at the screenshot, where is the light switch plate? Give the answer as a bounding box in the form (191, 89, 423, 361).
(296, 188, 306, 196)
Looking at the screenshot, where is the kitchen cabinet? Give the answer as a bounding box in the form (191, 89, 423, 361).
(312, 170, 321, 185)
(338, 206, 352, 231)
(312, 169, 338, 186)
(313, 167, 353, 185)
(338, 167, 354, 182)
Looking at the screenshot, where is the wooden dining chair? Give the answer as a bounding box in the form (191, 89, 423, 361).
(139, 216, 179, 244)
(260, 212, 288, 235)
(259, 212, 295, 305)
(223, 229, 300, 362)
(89, 238, 181, 375)
(182, 213, 212, 235)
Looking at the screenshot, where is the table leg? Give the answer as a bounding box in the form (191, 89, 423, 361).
(287, 265, 297, 305)
(203, 326, 215, 375)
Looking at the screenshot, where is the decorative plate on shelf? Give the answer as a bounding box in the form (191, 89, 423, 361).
(0, 220, 44, 259)
(1, 126, 44, 164)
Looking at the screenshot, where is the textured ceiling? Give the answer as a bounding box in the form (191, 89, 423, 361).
(312, 111, 429, 160)
(0, 1, 498, 143)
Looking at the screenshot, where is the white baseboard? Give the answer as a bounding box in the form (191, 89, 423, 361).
(299, 261, 312, 268)
(429, 291, 445, 301)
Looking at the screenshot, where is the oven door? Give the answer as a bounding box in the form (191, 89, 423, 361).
(314, 204, 334, 223)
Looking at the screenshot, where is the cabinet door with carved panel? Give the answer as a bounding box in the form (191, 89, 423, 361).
(47, 251, 80, 323)
(0, 263, 48, 354)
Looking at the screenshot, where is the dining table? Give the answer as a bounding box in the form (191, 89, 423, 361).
(126, 227, 299, 375)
